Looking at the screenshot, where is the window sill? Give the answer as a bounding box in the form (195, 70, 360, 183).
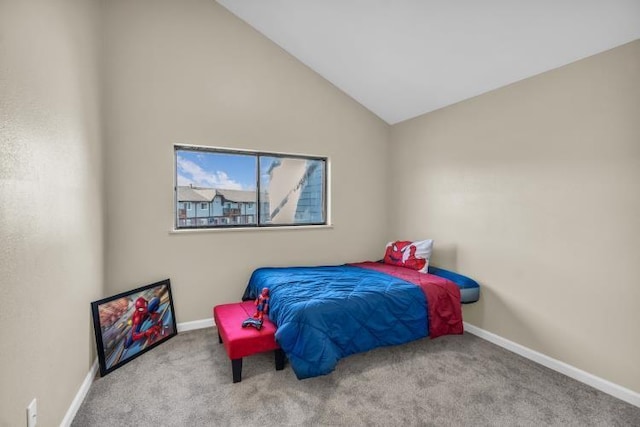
(168, 224, 334, 234)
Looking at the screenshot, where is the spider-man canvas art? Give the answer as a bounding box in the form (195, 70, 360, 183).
(91, 279, 177, 376)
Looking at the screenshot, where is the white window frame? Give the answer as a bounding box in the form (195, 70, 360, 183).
(173, 144, 330, 231)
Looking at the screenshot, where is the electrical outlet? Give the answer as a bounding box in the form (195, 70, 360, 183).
(26, 398, 37, 427)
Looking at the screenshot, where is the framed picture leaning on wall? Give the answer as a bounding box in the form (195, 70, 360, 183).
(91, 279, 177, 376)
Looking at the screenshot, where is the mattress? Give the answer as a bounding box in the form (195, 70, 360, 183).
(428, 266, 480, 303)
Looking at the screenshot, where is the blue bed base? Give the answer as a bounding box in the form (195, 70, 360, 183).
(428, 266, 480, 303)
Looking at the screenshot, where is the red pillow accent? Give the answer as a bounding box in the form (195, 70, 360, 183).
(383, 239, 433, 273)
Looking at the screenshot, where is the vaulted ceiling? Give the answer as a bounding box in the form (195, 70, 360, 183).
(217, 0, 640, 124)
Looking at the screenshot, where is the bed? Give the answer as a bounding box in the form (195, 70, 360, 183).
(242, 261, 479, 379)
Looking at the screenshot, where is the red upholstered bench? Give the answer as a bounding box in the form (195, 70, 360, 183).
(213, 301, 285, 383)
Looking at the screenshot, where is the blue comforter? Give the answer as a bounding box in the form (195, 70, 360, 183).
(242, 265, 428, 379)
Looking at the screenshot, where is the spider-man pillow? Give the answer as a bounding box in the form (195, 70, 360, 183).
(383, 239, 433, 273)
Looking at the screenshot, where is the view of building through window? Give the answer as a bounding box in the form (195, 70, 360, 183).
(175, 146, 326, 229)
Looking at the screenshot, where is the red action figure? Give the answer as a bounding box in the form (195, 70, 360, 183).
(253, 288, 270, 321)
(242, 288, 270, 330)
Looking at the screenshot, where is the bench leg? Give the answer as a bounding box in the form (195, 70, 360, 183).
(275, 349, 285, 371)
(232, 358, 242, 383)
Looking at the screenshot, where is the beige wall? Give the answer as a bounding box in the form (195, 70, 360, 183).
(102, 0, 389, 320)
(0, 0, 104, 425)
(2, 1, 636, 422)
(389, 40, 640, 393)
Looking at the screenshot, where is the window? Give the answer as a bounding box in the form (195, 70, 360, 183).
(175, 145, 327, 229)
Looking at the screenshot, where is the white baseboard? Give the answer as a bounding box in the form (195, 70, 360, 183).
(62, 319, 214, 425)
(463, 322, 640, 408)
(177, 318, 215, 332)
(60, 359, 98, 427)
(66, 320, 637, 425)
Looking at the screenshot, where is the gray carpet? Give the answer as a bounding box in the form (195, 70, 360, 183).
(72, 328, 640, 426)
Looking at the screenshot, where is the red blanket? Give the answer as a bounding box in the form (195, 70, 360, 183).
(351, 262, 463, 338)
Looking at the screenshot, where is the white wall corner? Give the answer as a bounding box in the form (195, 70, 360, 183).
(59, 359, 98, 427)
(463, 322, 640, 408)
(177, 318, 215, 333)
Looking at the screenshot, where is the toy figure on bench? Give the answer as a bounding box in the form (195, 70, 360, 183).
(242, 287, 270, 330)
